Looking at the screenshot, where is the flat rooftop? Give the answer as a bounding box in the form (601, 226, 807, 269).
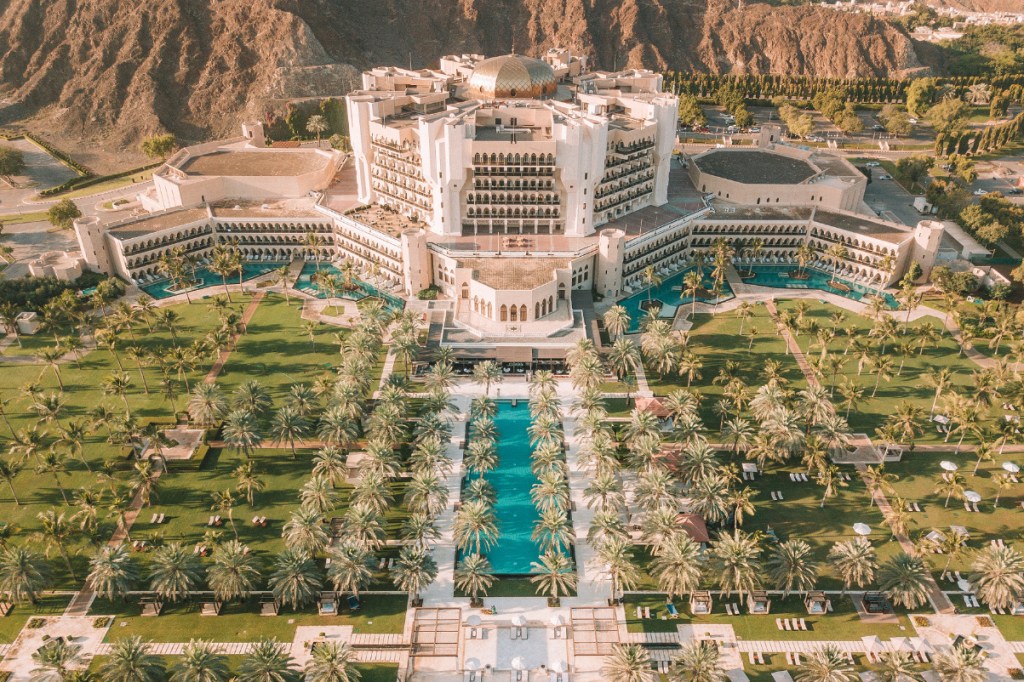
(694, 149, 817, 185)
(178, 150, 328, 177)
(107, 208, 209, 240)
(703, 205, 813, 221)
(458, 256, 567, 289)
(210, 199, 322, 219)
(813, 209, 909, 244)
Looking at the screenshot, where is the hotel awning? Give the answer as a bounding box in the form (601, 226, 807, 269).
(496, 347, 532, 363)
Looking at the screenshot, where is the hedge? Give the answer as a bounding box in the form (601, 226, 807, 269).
(24, 133, 91, 176)
(39, 161, 161, 198)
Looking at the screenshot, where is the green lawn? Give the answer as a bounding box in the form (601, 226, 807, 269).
(774, 299, 985, 443)
(0, 595, 71, 643)
(90, 654, 397, 681)
(885, 453, 1024, 577)
(622, 593, 913, 639)
(93, 594, 408, 641)
(645, 303, 806, 424)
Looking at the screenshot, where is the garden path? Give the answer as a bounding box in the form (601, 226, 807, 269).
(203, 291, 265, 383)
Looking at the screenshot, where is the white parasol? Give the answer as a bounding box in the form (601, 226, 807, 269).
(853, 523, 872, 536)
(940, 461, 958, 472)
(964, 490, 982, 503)
(512, 614, 527, 627)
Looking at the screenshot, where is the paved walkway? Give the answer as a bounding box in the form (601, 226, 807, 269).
(204, 291, 265, 383)
(763, 299, 819, 387)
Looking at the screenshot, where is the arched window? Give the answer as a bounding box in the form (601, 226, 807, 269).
(500, 305, 508, 322)
(557, 283, 566, 300)
(510, 305, 518, 322)
(461, 283, 469, 300)
(520, 305, 527, 321)
(535, 302, 541, 319)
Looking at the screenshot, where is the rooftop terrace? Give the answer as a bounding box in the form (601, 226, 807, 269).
(178, 150, 329, 177)
(813, 209, 910, 244)
(458, 256, 568, 289)
(694, 149, 817, 185)
(107, 208, 209, 240)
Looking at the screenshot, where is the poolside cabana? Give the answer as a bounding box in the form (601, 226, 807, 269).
(677, 514, 710, 547)
(634, 396, 672, 420)
(862, 592, 890, 614)
(690, 591, 713, 615)
(318, 591, 337, 616)
(139, 595, 163, 617)
(747, 590, 771, 614)
(804, 591, 829, 614)
(260, 596, 280, 616)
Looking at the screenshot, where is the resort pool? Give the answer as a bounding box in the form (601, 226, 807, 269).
(743, 265, 898, 308)
(465, 401, 555, 575)
(618, 266, 734, 333)
(293, 263, 405, 312)
(140, 262, 286, 300)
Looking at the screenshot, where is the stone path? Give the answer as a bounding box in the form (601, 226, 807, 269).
(763, 299, 819, 387)
(204, 291, 265, 382)
(94, 641, 287, 656)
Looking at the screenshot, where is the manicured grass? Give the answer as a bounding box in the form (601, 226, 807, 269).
(0, 595, 71, 643)
(0, 210, 50, 225)
(89, 655, 397, 681)
(645, 303, 805, 423)
(623, 593, 913, 639)
(93, 593, 408, 641)
(774, 299, 986, 443)
(885, 453, 1024, 576)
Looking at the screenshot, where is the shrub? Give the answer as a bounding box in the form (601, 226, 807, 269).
(47, 198, 82, 229)
(416, 285, 440, 300)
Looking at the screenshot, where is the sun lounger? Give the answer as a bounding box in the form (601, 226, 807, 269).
(636, 606, 643, 619)
(972, 502, 980, 513)
(771, 492, 778, 501)
(964, 595, 973, 608)
(789, 473, 796, 481)
(777, 491, 784, 500)
(914, 503, 922, 512)
(666, 603, 679, 618)
(776, 618, 784, 630)
(151, 514, 158, 524)
(785, 653, 793, 665)
(783, 619, 791, 631)
(750, 652, 758, 665)
(956, 571, 964, 581)
(644, 606, 651, 619)
(801, 473, 809, 482)
(732, 603, 740, 615)
(799, 618, 807, 630)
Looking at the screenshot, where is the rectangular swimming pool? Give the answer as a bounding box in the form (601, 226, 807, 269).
(465, 401, 547, 575)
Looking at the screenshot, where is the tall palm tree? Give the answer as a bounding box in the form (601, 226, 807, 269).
(98, 636, 165, 682)
(87, 545, 140, 602)
(827, 539, 877, 594)
(268, 549, 322, 610)
(34, 509, 76, 579)
(471, 361, 502, 396)
(596, 536, 640, 603)
(170, 640, 231, 682)
(222, 409, 262, 459)
(30, 637, 83, 682)
(530, 550, 577, 604)
(454, 553, 494, 604)
(650, 534, 703, 600)
(452, 500, 498, 554)
(103, 372, 134, 417)
(875, 652, 922, 682)
(768, 539, 817, 597)
(392, 545, 438, 605)
(271, 406, 308, 458)
(709, 530, 762, 603)
(304, 641, 361, 682)
(878, 552, 931, 609)
(602, 644, 655, 682)
(148, 543, 203, 603)
(795, 644, 857, 682)
(208, 540, 261, 603)
(326, 540, 373, 598)
(604, 305, 631, 339)
(935, 470, 966, 508)
(972, 544, 1024, 611)
(933, 643, 987, 682)
(234, 461, 266, 507)
(283, 507, 330, 556)
(669, 639, 726, 682)
(0, 545, 49, 604)
(0, 459, 23, 506)
(237, 638, 299, 682)
(188, 383, 227, 428)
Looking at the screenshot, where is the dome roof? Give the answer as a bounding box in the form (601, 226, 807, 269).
(468, 54, 557, 99)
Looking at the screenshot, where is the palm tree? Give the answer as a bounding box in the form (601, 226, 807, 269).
(454, 553, 494, 604)
(669, 639, 726, 682)
(869, 356, 895, 398)
(709, 530, 762, 603)
(283, 507, 330, 556)
(208, 540, 261, 603)
(878, 552, 930, 609)
(188, 383, 227, 427)
(935, 470, 966, 508)
(530, 550, 577, 604)
(326, 540, 373, 598)
(34, 509, 76, 579)
(269, 549, 322, 610)
(795, 644, 857, 682)
(452, 500, 498, 554)
(933, 643, 987, 682)
(210, 489, 238, 539)
(87, 545, 140, 602)
(683, 270, 704, 318)
(103, 372, 134, 417)
(148, 543, 203, 603)
(596, 536, 640, 603)
(98, 636, 165, 682)
(602, 643, 655, 682)
(472, 361, 502, 396)
(271, 406, 308, 458)
(0, 459, 23, 505)
(234, 461, 266, 507)
(875, 652, 922, 682)
(604, 305, 631, 339)
(816, 465, 847, 508)
(392, 545, 438, 605)
(35, 347, 65, 390)
(650, 534, 703, 600)
(36, 451, 70, 504)
(972, 544, 1024, 611)
(0, 545, 49, 604)
(827, 539, 877, 594)
(768, 539, 817, 597)
(30, 637, 83, 682)
(170, 640, 231, 682)
(304, 641, 360, 682)
(223, 408, 262, 459)
(210, 245, 242, 302)
(300, 475, 337, 516)
(237, 638, 299, 682)
(57, 418, 91, 473)
(607, 338, 640, 382)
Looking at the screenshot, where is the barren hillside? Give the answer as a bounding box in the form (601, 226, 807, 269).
(0, 0, 924, 154)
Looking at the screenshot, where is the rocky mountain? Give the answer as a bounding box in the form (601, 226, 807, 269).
(0, 0, 924, 154)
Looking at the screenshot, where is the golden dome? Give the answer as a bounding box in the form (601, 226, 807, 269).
(468, 54, 557, 99)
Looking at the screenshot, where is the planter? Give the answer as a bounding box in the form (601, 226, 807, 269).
(547, 597, 561, 607)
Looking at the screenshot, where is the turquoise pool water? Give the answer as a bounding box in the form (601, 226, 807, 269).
(293, 263, 404, 311)
(743, 265, 898, 308)
(140, 262, 286, 300)
(465, 401, 553, 575)
(618, 266, 734, 333)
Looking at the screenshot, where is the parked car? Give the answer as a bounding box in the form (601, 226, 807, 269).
(1007, 188, 1022, 195)
(907, 117, 919, 124)
(973, 189, 989, 196)
(879, 174, 893, 180)
(865, 161, 881, 167)
(872, 124, 885, 131)
(749, 127, 761, 133)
